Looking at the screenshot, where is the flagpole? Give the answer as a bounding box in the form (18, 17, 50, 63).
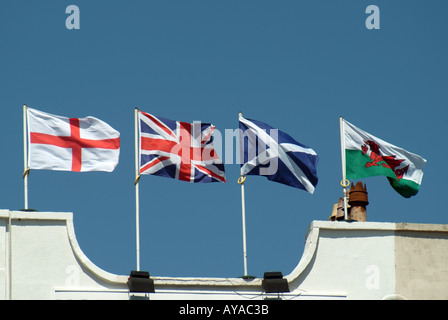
(134, 108, 141, 271)
(339, 116, 349, 220)
(23, 104, 29, 210)
(238, 112, 248, 277)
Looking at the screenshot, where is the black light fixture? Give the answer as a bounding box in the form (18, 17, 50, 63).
(127, 271, 155, 293)
(262, 271, 290, 293)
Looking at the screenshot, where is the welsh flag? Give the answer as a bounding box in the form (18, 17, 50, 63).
(342, 119, 426, 198)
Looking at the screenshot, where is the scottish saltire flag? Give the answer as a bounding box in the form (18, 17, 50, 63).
(138, 111, 226, 183)
(239, 117, 318, 194)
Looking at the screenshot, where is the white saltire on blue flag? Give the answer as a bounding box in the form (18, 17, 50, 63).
(239, 117, 318, 194)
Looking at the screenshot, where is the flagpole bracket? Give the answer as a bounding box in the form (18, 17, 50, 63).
(340, 179, 350, 188)
(237, 176, 246, 185)
(22, 168, 30, 179)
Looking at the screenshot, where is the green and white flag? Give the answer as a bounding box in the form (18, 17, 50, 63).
(342, 118, 426, 198)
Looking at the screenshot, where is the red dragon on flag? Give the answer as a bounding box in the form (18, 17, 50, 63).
(361, 140, 409, 181)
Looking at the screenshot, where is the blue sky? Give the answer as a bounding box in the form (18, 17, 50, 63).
(1, 1, 447, 279)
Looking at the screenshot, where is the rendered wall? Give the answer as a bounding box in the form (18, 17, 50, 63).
(0, 217, 7, 300)
(1, 209, 448, 300)
(394, 223, 448, 299)
(287, 221, 397, 299)
(0, 210, 128, 300)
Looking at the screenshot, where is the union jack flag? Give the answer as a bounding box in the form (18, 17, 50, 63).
(138, 111, 226, 183)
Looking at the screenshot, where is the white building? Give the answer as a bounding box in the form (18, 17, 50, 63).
(1, 209, 447, 300)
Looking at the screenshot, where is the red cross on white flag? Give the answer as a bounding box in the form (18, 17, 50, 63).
(27, 107, 120, 172)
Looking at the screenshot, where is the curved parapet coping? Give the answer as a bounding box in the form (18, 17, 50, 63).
(64, 212, 129, 285)
(65, 210, 263, 289)
(2, 210, 335, 291)
(1, 210, 316, 291)
(5, 210, 264, 290)
(64, 217, 448, 296)
(17, 210, 438, 293)
(285, 221, 320, 284)
(7, 210, 129, 285)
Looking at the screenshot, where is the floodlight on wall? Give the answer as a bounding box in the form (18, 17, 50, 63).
(127, 271, 155, 293)
(262, 271, 289, 293)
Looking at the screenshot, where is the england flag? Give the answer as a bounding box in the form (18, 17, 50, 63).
(27, 107, 120, 172)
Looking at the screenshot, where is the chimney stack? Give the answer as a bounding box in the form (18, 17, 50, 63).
(348, 182, 368, 221)
(329, 197, 350, 221)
